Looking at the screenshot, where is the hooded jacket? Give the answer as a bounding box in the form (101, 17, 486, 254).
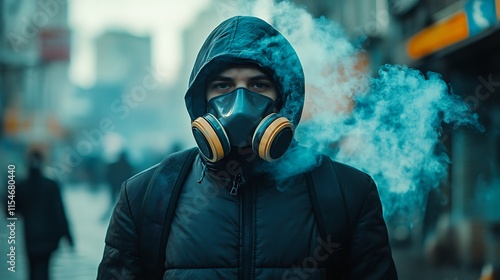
(98, 16, 397, 279)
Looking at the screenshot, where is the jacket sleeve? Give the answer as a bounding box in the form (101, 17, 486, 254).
(347, 178, 398, 279)
(97, 181, 142, 279)
(52, 181, 74, 246)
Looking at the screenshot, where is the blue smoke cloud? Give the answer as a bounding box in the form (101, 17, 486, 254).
(335, 65, 480, 218)
(240, 1, 483, 220)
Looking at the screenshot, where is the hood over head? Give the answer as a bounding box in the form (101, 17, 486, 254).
(185, 16, 305, 127)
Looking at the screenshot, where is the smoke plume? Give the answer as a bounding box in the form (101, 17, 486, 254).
(215, 0, 482, 220)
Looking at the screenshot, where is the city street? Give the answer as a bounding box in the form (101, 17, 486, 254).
(2, 0, 499, 279)
(393, 247, 481, 280)
(1, 183, 110, 280)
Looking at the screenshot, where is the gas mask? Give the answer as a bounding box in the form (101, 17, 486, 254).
(191, 88, 294, 163)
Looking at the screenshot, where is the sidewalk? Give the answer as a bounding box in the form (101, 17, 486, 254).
(392, 246, 482, 280)
(0, 183, 110, 280)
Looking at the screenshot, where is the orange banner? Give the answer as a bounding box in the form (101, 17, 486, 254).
(497, 0, 500, 20)
(407, 12, 469, 60)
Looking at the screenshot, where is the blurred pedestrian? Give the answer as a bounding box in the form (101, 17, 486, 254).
(100, 151, 134, 221)
(98, 16, 397, 279)
(105, 151, 134, 207)
(17, 150, 74, 280)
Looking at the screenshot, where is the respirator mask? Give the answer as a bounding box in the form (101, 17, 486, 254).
(191, 88, 294, 163)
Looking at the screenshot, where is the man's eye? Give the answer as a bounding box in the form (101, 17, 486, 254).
(252, 82, 269, 89)
(212, 83, 231, 91)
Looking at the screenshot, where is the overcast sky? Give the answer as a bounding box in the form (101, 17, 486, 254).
(68, 0, 211, 87)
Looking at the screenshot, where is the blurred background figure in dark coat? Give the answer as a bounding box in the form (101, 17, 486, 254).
(102, 150, 134, 220)
(17, 150, 74, 280)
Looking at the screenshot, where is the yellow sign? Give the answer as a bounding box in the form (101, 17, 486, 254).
(497, 0, 500, 20)
(408, 0, 500, 60)
(407, 12, 469, 60)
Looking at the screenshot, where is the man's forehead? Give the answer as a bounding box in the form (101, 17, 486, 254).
(210, 64, 273, 80)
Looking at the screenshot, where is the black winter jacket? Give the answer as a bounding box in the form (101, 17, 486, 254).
(17, 171, 73, 255)
(98, 16, 397, 279)
(97, 151, 397, 279)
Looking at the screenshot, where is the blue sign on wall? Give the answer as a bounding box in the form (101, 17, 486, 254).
(465, 0, 498, 36)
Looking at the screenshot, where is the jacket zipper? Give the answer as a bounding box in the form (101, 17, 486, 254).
(197, 162, 207, 184)
(241, 178, 253, 280)
(230, 173, 243, 196)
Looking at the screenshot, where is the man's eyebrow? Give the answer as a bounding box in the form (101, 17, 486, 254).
(248, 74, 273, 81)
(208, 74, 273, 83)
(208, 75, 233, 83)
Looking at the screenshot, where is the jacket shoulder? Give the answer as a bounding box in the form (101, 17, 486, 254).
(327, 158, 377, 224)
(329, 159, 373, 192)
(121, 148, 199, 216)
(123, 162, 161, 195)
(121, 148, 195, 226)
(125, 148, 198, 191)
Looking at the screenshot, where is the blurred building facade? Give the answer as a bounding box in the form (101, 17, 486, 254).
(73, 31, 153, 180)
(1, 0, 71, 176)
(73, 30, 184, 177)
(95, 31, 152, 85)
(0, 2, 172, 182)
(83, 31, 152, 130)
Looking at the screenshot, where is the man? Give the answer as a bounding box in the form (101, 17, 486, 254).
(17, 150, 74, 280)
(98, 16, 397, 279)
(102, 150, 134, 220)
